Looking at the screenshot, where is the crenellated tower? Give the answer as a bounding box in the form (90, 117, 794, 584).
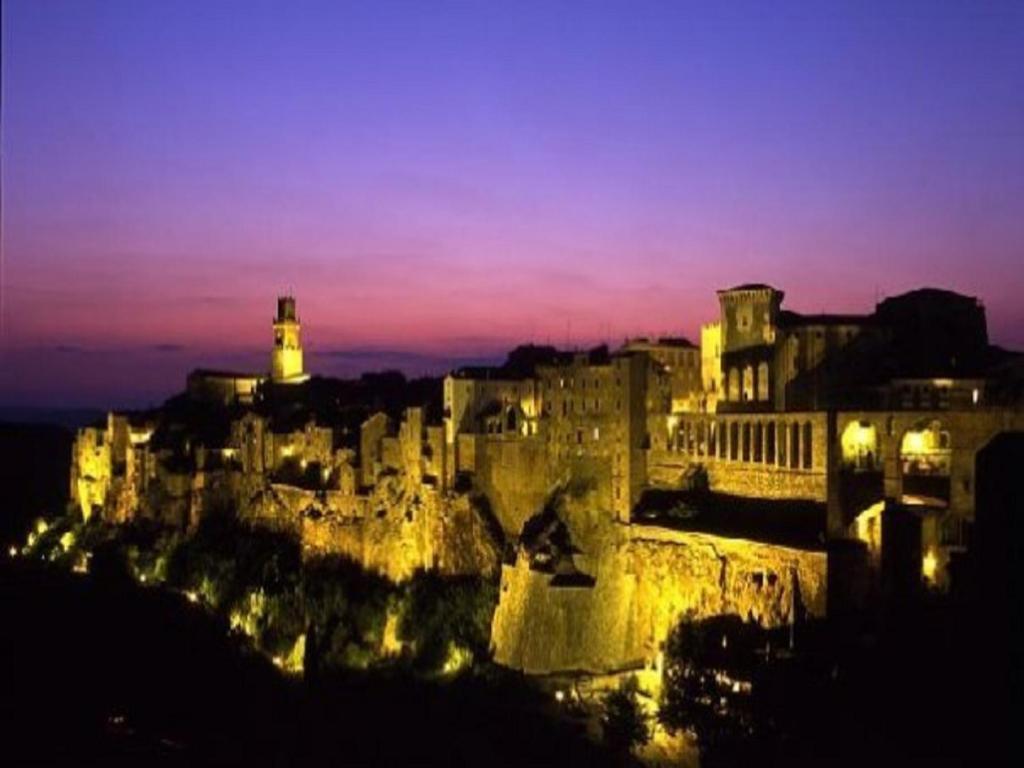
(271, 296, 306, 383)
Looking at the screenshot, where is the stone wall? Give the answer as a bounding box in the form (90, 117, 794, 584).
(491, 525, 827, 674)
(237, 475, 501, 582)
(465, 434, 554, 535)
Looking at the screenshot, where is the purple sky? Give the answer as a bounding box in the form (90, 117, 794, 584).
(2, 0, 1023, 408)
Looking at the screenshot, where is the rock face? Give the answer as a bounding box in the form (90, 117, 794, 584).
(491, 525, 826, 674)
(233, 477, 502, 582)
(69, 407, 504, 583)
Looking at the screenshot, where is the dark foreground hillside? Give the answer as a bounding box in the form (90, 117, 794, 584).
(0, 560, 612, 767)
(0, 422, 74, 549)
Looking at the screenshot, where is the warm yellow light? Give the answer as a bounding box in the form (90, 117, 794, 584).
(902, 430, 927, 455)
(7, 546, 17, 558)
(440, 642, 472, 675)
(842, 421, 878, 465)
(554, 690, 565, 703)
(922, 549, 938, 582)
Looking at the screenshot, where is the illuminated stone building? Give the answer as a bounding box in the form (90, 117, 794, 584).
(657, 283, 1024, 593)
(271, 295, 308, 384)
(184, 295, 309, 406)
(621, 336, 701, 411)
(69, 285, 1024, 674)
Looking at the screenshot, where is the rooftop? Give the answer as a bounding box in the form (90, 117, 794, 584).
(719, 283, 780, 294)
(777, 310, 874, 328)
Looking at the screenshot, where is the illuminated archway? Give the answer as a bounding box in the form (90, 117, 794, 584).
(841, 421, 878, 470)
(900, 420, 952, 506)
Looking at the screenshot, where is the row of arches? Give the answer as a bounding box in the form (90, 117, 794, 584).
(839, 418, 952, 475)
(673, 417, 816, 470)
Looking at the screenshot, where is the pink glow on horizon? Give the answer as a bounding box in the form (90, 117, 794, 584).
(2, 1, 1023, 407)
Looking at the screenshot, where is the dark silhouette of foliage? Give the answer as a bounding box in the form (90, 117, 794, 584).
(601, 675, 650, 757)
(399, 571, 498, 672)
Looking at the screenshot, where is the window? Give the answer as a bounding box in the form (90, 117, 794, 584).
(753, 423, 763, 462)
(790, 423, 800, 469)
(766, 423, 776, 464)
(757, 362, 770, 401)
(728, 368, 740, 401)
(803, 422, 813, 469)
(730, 422, 739, 460)
(742, 422, 751, 461)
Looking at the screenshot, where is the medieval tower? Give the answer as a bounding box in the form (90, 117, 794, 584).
(271, 296, 306, 383)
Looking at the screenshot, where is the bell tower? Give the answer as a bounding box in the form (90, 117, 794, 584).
(271, 296, 306, 383)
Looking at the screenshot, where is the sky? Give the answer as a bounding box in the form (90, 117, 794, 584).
(2, 0, 1023, 408)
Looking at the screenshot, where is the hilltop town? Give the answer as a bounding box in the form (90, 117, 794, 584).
(70, 286, 1024, 675)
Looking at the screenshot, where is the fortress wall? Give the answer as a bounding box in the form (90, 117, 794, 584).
(706, 460, 827, 501)
(300, 486, 500, 581)
(492, 528, 826, 675)
(71, 426, 112, 521)
(471, 436, 554, 536)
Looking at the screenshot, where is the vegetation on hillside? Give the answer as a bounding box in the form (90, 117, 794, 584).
(19, 509, 499, 678)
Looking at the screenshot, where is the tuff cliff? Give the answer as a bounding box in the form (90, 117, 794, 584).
(491, 524, 826, 675)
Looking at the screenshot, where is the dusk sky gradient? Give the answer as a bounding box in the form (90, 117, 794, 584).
(2, 0, 1023, 408)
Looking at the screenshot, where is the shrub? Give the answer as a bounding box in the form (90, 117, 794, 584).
(601, 676, 650, 755)
(399, 571, 498, 673)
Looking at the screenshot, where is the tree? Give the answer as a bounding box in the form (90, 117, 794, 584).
(658, 614, 765, 766)
(601, 676, 650, 757)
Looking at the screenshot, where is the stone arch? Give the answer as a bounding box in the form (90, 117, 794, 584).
(790, 422, 800, 469)
(841, 420, 879, 470)
(900, 418, 952, 506)
(802, 421, 813, 469)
